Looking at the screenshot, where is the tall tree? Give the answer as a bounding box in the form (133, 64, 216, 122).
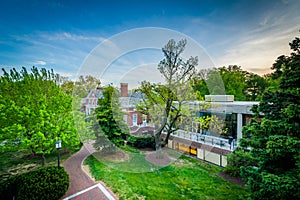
(95, 85, 129, 146)
(137, 39, 198, 152)
(239, 37, 300, 199)
(0, 67, 80, 165)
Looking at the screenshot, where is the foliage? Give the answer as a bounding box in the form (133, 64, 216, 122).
(197, 115, 228, 137)
(0, 145, 80, 183)
(240, 167, 299, 200)
(57, 74, 101, 97)
(193, 65, 268, 101)
(245, 73, 268, 101)
(95, 85, 129, 146)
(239, 37, 300, 199)
(127, 135, 155, 149)
(0, 166, 69, 200)
(224, 149, 257, 177)
(72, 97, 96, 143)
(137, 39, 198, 149)
(85, 154, 249, 200)
(0, 67, 80, 165)
(218, 65, 247, 100)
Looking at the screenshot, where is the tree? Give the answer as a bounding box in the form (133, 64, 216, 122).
(137, 39, 198, 152)
(74, 75, 101, 97)
(239, 37, 300, 199)
(57, 74, 101, 97)
(218, 65, 247, 100)
(193, 65, 267, 101)
(72, 97, 96, 143)
(245, 73, 268, 101)
(95, 85, 129, 146)
(0, 67, 80, 165)
(191, 69, 210, 100)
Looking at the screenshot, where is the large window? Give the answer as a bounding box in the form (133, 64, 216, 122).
(197, 111, 237, 139)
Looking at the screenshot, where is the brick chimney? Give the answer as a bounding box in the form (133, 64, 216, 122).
(120, 83, 128, 97)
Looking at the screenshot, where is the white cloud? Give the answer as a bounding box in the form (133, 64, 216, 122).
(41, 32, 105, 42)
(33, 60, 47, 65)
(210, 3, 300, 75)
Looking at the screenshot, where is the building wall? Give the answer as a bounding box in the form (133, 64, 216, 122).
(166, 135, 231, 167)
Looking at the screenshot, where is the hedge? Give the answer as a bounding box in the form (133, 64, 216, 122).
(0, 166, 69, 200)
(127, 135, 156, 149)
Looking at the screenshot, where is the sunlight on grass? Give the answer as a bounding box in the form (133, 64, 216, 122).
(85, 153, 249, 200)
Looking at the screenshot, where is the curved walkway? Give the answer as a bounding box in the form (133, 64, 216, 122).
(62, 145, 118, 200)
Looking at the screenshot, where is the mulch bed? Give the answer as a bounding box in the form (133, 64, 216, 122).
(145, 151, 174, 166)
(219, 171, 245, 186)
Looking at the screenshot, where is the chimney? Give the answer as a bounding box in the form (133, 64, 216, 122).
(96, 86, 102, 91)
(120, 83, 128, 97)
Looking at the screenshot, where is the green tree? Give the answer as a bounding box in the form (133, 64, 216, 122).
(245, 73, 268, 101)
(219, 65, 247, 100)
(0, 67, 80, 165)
(137, 39, 198, 152)
(95, 85, 129, 146)
(72, 97, 96, 143)
(193, 66, 267, 101)
(57, 74, 101, 97)
(239, 37, 300, 200)
(191, 69, 210, 100)
(73, 75, 101, 97)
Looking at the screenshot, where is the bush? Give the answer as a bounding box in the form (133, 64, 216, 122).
(0, 166, 69, 200)
(223, 149, 257, 177)
(241, 166, 300, 200)
(127, 135, 155, 149)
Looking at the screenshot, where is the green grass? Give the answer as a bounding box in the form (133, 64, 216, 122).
(85, 151, 249, 200)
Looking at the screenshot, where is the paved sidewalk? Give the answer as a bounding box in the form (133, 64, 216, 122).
(62, 145, 118, 200)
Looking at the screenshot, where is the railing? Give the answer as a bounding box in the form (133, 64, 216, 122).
(166, 130, 237, 151)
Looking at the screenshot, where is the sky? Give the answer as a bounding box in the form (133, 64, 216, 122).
(0, 0, 299, 88)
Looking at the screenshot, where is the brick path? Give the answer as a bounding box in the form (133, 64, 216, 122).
(61, 145, 118, 200)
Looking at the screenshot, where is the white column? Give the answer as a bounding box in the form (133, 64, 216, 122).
(237, 113, 243, 141)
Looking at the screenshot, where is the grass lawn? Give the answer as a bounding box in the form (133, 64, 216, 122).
(85, 149, 249, 200)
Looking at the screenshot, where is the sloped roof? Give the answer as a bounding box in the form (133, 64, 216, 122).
(85, 88, 103, 99)
(120, 91, 144, 108)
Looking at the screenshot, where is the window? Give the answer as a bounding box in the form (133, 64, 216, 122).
(132, 114, 137, 125)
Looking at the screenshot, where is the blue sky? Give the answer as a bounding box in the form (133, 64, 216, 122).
(0, 0, 299, 87)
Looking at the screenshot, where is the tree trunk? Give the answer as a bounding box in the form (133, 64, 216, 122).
(155, 133, 163, 159)
(154, 123, 164, 159)
(41, 154, 46, 166)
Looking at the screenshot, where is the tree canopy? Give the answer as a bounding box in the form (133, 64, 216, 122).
(137, 39, 199, 150)
(193, 65, 268, 101)
(0, 67, 80, 165)
(239, 37, 300, 199)
(95, 85, 129, 146)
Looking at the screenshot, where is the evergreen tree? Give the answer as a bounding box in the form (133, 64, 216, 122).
(95, 85, 129, 146)
(240, 37, 300, 200)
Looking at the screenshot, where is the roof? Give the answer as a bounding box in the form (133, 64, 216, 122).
(120, 91, 144, 108)
(84, 88, 103, 99)
(187, 101, 259, 115)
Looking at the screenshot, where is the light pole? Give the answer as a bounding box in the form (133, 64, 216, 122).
(55, 140, 61, 168)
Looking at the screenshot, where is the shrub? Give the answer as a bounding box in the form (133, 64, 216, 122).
(223, 149, 257, 177)
(127, 135, 155, 149)
(0, 166, 69, 200)
(241, 166, 300, 200)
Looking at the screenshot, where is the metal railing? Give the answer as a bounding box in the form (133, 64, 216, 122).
(166, 130, 237, 150)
